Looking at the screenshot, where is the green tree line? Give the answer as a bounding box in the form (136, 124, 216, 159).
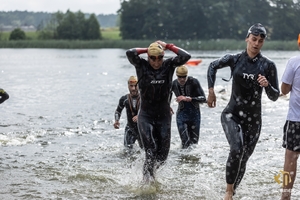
(6, 10, 102, 40)
(36, 10, 102, 40)
(3, 0, 300, 41)
(0, 11, 117, 28)
(119, 0, 300, 40)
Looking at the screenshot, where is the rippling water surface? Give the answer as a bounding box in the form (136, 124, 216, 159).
(0, 48, 299, 200)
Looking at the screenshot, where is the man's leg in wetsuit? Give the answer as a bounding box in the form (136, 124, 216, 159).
(187, 110, 200, 145)
(177, 111, 190, 148)
(124, 125, 135, 149)
(155, 115, 171, 167)
(137, 112, 171, 181)
(134, 126, 144, 149)
(137, 115, 157, 180)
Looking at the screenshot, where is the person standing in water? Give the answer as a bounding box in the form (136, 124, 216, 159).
(206, 23, 280, 199)
(171, 65, 206, 149)
(113, 76, 143, 149)
(126, 40, 191, 182)
(280, 34, 300, 200)
(0, 88, 9, 104)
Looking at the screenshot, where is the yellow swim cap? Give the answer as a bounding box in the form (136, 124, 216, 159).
(298, 33, 300, 44)
(176, 65, 188, 76)
(147, 42, 164, 56)
(128, 76, 138, 84)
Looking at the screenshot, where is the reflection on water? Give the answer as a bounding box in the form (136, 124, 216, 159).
(0, 49, 299, 199)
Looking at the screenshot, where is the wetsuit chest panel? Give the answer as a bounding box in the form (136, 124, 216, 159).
(140, 62, 173, 104)
(173, 78, 194, 97)
(228, 54, 265, 114)
(233, 58, 262, 89)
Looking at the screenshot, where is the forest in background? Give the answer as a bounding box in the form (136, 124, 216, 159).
(119, 0, 300, 40)
(0, 0, 300, 45)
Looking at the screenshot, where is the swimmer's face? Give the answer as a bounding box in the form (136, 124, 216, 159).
(148, 55, 163, 70)
(128, 83, 138, 96)
(177, 75, 187, 85)
(246, 34, 265, 57)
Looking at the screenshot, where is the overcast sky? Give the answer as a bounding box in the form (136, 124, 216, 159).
(1, 0, 121, 15)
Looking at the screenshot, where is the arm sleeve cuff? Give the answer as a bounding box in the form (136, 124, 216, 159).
(136, 48, 148, 55)
(166, 43, 179, 54)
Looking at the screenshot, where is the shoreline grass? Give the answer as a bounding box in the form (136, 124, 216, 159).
(0, 39, 297, 51)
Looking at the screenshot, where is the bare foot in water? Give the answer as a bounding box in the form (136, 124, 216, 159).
(224, 191, 233, 200)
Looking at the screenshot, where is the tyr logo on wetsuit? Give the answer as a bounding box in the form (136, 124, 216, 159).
(242, 73, 255, 80)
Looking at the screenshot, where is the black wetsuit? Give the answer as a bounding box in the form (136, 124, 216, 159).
(207, 50, 279, 190)
(0, 88, 9, 104)
(126, 44, 191, 178)
(172, 76, 206, 148)
(114, 94, 143, 148)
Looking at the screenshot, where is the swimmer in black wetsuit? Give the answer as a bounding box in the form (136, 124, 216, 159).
(126, 40, 191, 182)
(114, 76, 143, 149)
(207, 23, 280, 199)
(172, 65, 206, 149)
(0, 88, 9, 104)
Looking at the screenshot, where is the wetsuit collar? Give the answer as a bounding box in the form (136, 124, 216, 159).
(244, 50, 262, 63)
(131, 94, 139, 98)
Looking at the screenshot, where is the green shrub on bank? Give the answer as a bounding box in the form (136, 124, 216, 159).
(9, 28, 26, 40)
(1, 31, 39, 40)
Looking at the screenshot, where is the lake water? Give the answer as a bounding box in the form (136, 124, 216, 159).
(0, 48, 299, 200)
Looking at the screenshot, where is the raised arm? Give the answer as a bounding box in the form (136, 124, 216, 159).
(126, 47, 148, 67)
(156, 40, 191, 66)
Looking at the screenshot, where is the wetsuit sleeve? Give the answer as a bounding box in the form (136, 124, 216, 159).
(126, 48, 148, 67)
(169, 92, 173, 104)
(114, 95, 126, 121)
(0, 88, 9, 104)
(166, 43, 191, 67)
(191, 78, 206, 103)
(207, 54, 235, 88)
(265, 62, 280, 101)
